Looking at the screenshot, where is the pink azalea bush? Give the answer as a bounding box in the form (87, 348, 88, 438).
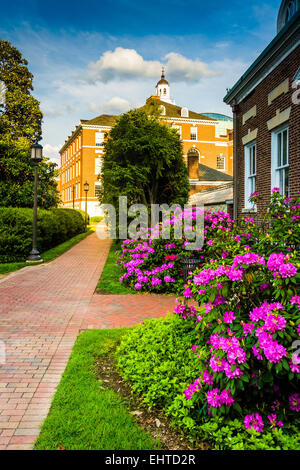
(117, 206, 262, 293)
(177, 192, 300, 433)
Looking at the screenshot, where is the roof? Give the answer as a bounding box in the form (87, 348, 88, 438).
(189, 183, 233, 205)
(156, 78, 169, 86)
(201, 113, 233, 122)
(142, 98, 216, 121)
(80, 114, 118, 126)
(224, 9, 300, 104)
(198, 164, 233, 182)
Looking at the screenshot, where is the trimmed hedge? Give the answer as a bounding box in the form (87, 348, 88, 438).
(0, 207, 85, 263)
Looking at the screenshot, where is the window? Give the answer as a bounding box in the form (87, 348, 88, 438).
(172, 125, 182, 138)
(244, 141, 256, 208)
(95, 182, 101, 197)
(217, 155, 225, 170)
(285, 0, 297, 22)
(271, 125, 289, 195)
(95, 132, 104, 147)
(190, 126, 197, 140)
(181, 107, 189, 117)
(95, 157, 102, 175)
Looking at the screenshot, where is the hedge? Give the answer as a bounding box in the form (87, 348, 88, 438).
(0, 207, 85, 263)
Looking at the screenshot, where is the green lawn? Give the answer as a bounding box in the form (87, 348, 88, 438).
(34, 329, 160, 450)
(96, 240, 134, 294)
(0, 228, 94, 275)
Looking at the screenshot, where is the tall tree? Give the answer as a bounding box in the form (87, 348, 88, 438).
(0, 39, 42, 142)
(0, 136, 60, 209)
(99, 109, 189, 228)
(0, 40, 59, 209)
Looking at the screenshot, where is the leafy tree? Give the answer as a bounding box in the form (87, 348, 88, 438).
(0, 136, 60, 209)
(0, 39, 42, 142)
(0, 40, 59, 209)
(99, 110, 189, 226)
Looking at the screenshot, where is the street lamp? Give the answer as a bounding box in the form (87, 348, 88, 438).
(84, 181, 89, 232)
(27, 142, 43, 262)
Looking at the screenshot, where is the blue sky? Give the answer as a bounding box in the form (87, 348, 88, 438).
(0, 0, 282, 164)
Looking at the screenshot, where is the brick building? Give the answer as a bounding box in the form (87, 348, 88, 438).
(224, 0, 300, 221)
(59, 72, 233, 216)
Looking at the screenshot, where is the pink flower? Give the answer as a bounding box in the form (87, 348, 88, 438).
(244, 413, 264, 433)
(223, 311, 236, 324)
(267, 414, 283, 429)
(183, 287, 193, 298)
(289, 393, 300, 412)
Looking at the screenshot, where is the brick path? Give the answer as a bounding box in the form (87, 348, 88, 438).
(0, 232, 176, 450)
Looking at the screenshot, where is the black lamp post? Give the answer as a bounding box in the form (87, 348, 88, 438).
(27, 142, 43, 262)
(84, 181, 89, 232)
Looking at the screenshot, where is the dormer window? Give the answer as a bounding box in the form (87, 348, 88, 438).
(277, 0, 299, 32)
(286, 0, 297, 21)
(159, 105, 166, 116)
(181, 107, 189, 117)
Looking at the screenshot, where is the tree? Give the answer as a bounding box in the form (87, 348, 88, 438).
(0, 40, 59, 209)
(0, 136, 60, 209)
(0, 40, 42, 142)
(99, 109, 189, 229)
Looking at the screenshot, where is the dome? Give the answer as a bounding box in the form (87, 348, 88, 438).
(277, 0, 299, 33)
(156, 68, 169, 87)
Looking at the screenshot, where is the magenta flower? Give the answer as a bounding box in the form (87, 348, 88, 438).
(289, 393, 300, 412)
(244, 413, 264, 433)
(267, 414, 283, 429)
(223, 311, 236, 324)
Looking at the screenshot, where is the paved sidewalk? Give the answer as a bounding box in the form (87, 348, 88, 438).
(0, 232, 176, 450)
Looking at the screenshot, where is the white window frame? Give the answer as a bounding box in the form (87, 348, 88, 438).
(95, 132, 104, 147)
(190, 126, 197, 141)
(95, 156, 102, 175)
(94, 182, 101, 198)
(271, 124, 289, 196)
(244, 141, 257, 209)
(172, 125, 182, 138)
(217, 154, 225, 171)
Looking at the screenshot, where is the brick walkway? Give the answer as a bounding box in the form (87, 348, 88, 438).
(0, 232, 176, 450)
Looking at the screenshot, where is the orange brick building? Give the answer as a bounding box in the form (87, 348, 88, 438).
(59, 72, 233, 216)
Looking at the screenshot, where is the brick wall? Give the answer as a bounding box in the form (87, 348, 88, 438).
(234, 45, 300, 221)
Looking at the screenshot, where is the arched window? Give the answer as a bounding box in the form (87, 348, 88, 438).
(181, 107, 189, 118)
(159, 105, 166, 115)
(163, 88, 167, 95)
(286, 0, 297, 21)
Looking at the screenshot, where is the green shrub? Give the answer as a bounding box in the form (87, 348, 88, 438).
(116, 314, 202, 409)
(116, 315, 300, 450)
(0, 207, 85, 262)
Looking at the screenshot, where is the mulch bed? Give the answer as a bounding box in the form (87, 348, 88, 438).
(95, 351, 209, 451)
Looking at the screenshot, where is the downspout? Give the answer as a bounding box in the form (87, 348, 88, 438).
(231, 99, 239, 221)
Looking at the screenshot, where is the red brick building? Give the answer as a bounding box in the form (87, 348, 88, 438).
(224, 0, 300, 221)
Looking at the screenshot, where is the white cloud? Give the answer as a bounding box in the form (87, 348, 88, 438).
(43, 143, 60, 165)
(88, 47, 217, 83)
(163, 52, 218, 81)
(88, 96, 132, 114)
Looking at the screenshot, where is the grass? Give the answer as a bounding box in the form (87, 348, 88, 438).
(96, 240, 134, 294)
(0, 228, 94, 275)
(34, 329, 160, 450)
